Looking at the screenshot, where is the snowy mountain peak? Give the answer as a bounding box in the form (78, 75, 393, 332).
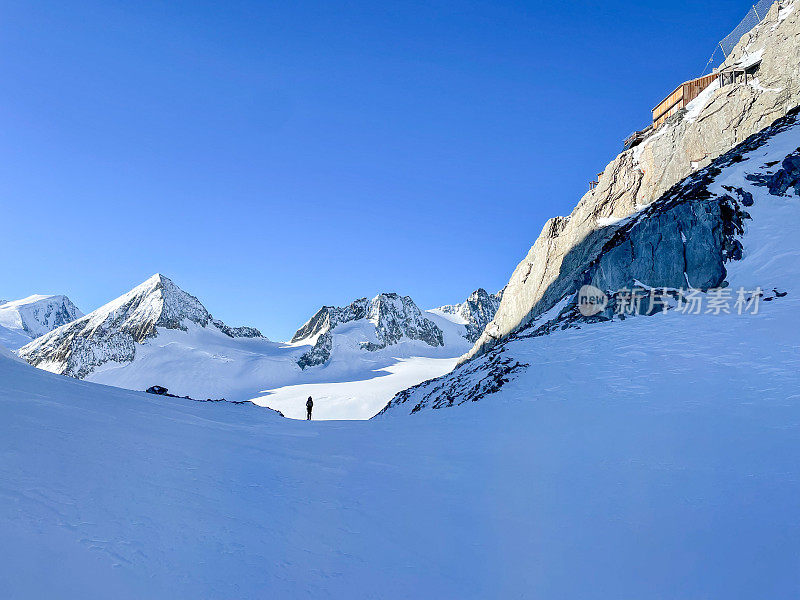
(294, 292, 445, 369)
(430, 288, 503, 343)
(0, 294, 83, 350)
(109, 273, 214, 338)
(366, 293, 444, 348)
(18, 274, 263, 379)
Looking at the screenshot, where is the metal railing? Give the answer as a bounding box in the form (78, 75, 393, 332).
(702, 0, 776, 74)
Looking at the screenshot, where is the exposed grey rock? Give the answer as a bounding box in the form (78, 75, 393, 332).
(297, 331, 333, 370)
(746, 148, 800, 195)
(291, 298, 368, 343)
(377, 342, 528, 415)
(464, 0, 800, 363)
(212, 319, 263, 339)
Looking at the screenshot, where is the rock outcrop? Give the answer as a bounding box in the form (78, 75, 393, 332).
(297, 331, 333, 369)
(381, 102, 800, 415)
(464, 0, 800, 362)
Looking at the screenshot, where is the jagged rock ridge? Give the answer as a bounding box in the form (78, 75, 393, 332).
(291, 298, 370, 344)
(19, 274, 264, 378)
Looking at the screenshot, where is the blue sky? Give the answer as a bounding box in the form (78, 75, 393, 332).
(1, 0, 751, 340)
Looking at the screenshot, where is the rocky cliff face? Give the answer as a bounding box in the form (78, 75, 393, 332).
(294, 293, 444, 369)
(381, 101, 800, 415)
(465, 0, 800, 362)
(19, 274, 264, 378)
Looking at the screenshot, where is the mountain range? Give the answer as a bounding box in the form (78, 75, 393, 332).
(12, 274, 501, 418)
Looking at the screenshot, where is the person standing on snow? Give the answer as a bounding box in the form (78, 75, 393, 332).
(306, 396, 313, 420)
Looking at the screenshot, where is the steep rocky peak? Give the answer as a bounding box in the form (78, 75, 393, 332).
(463, 0, 800, 363)
(435, 288, 503, 343)
(294, 292, 444, 369)
(18, 274, 263, 379)
(291, 297, 369, 343)
(83, 273, 212, 339)
(366, 293, 415, 323)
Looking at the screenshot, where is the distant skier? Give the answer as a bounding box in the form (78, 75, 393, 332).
(306, 396, 313, 420)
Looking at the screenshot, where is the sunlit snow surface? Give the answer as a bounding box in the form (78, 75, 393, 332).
(1, 284, 799, 598)
(253, 356, 460, 419)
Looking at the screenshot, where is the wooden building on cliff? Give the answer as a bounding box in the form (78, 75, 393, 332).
(652, 73, 719, 128)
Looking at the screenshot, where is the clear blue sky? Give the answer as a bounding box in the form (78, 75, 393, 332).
(0, 0, 752, 340)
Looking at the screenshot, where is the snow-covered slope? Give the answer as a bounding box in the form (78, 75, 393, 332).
(381, 107, 800, 415)
(2, 315, 800, 598)
(0, 294, 83, 350)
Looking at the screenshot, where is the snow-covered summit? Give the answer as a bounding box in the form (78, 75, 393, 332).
(19, 274, 264, 378)
(430, 288, 503, 343)
(292, 293, 445, 369)
(0, 294, 83, 350)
